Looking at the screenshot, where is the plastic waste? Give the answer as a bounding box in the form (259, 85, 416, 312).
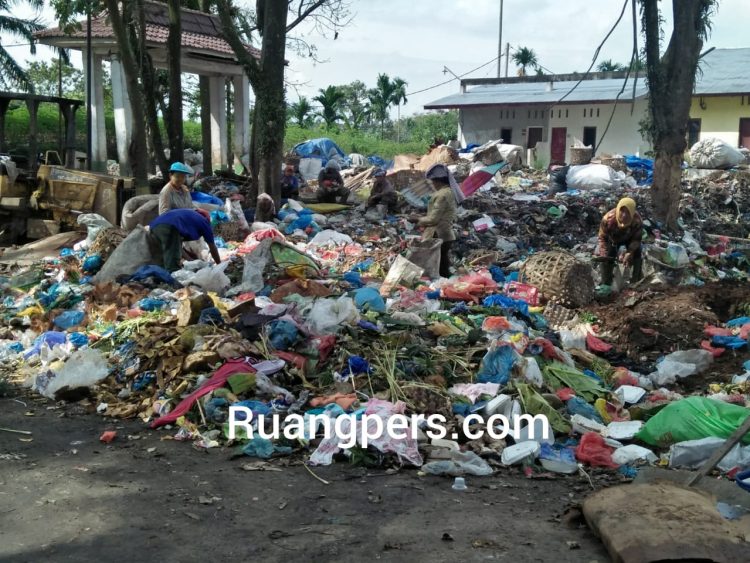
(539, 443, 578, 474)
(521, 356, 544, 387)
(35, 348, 109, 399)
(636, 396, 750, 446)
(308, 296, 359, 334)
(266, 319, 301, 351)
(23, 331, 67, 359)
(606, 420, 643, 441)
(501, 441, 541, 465)
(82, 255, 103, 274)
(175, 261, 231, 293)
(514, 416, 554, 445)
(94, 226, 159, 283)
(423, 450, 493, 476)
(308, 229, 353, 246)
(476, 344, 518, 384)
(451, 477, 467, 491)
(650, 349, 714, 386)
(353, 287, 386, 313)
(576, 432, 618, 468)
(128, 265, 179, 287)
(76, 213, 114, 250)
(566, 396, 603, 422)
(53, 310, 85, 330)
(405, 239, 442, 280)
(611, 444, 657, 465)
(668, 437, 750, 472)
(614, 385, 647, 404)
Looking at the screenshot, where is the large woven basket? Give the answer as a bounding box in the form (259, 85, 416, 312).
(520, 250, 595, 308)
(569, 147, 593, 166)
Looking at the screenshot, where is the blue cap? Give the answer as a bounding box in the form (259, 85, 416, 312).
(169, 162, 193, 174)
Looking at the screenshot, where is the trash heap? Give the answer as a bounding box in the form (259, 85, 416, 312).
(1, 145, 749, 485)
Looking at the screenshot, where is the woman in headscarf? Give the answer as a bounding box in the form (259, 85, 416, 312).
(597, 197, 644, 285)
(316, 160, 349, 204)
(412, 164, 458, 278)
(159, 162, 194, 215)
(366, 168, 397, 212)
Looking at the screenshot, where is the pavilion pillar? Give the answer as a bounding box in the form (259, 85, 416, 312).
(83, 50, 107, 170)
(61, 102, 80, 169)
(209, 76, 228, 168)
(0, 98, 10, 154)
(110, 55, 133, 176)
(26, 99, 40, 171)
(232, 74, 251, 171)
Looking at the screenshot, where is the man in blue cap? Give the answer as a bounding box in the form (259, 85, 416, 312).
(366, 168, 397, 213)
(159, 162, 194, 215)
(149, 208, 221, 272)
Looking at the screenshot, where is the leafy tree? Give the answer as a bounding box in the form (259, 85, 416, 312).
(24, 60, 85, 98)
(596, 59, 626, 72)
(288, 95, 314, 127)
(0, 0, 46, 92)
(339, 80, 370, 130)
(313, 85, 345, 129)
(640, 0, 716, 230)
(512, 46, 539, 76)
(368, 73, 408, 138)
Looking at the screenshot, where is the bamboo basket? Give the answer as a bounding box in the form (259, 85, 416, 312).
(569, 147, 593, 166)
(520, 250, 596, 307)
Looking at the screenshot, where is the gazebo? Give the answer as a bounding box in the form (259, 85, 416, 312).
(35, 2, 258, 175)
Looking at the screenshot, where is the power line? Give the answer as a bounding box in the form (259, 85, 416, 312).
(405, 55, 500, 97)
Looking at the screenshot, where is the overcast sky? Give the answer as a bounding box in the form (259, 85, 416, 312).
(3, 0, 750, 116)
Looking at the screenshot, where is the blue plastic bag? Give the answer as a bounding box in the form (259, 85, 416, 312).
(343, 271, 364, 288)
(198, 307, 224, 325)
(727, 317, 750, 327)
(353, 287, 385, 313)
(267, 320, 300, 351)
(23, 331, 67, 359)
(138, 298, 167, 312)
(566, 396, 603, 422)
(284, 214, 313, 234)
(712, 335, 747, 349)
(232, 400, 272, 419)
(489, 265, 506, 283)
(482, 294, 529, 317)
(82, 255, 103, 274)
(352, 258, 374, 272)
(477, 345, 517, 384)
(191, 191, 223, 206)
(129, 265, 179, 286)
(341, 356, 372, 378)
(68, 332, 89, 348)
(53, 310, 85, 330)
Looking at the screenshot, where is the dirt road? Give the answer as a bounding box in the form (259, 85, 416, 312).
(0, 394, 609, 562)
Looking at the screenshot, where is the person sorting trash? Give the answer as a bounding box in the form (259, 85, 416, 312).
(316, 160, 349, 204)
(597, 197, 644, 285)
(411, 164, 457, 278)
(366, 168, 397, 213)
(159, 162, 194, 215)
(149, 208, 221, 272)
(280, 164, 300, 200)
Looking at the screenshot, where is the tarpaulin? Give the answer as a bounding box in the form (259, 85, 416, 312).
(292, 138, 346, 166)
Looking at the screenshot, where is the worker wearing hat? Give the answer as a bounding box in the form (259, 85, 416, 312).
(366, 168, 398, 213)
(159, 162, 194, 215)
(148, 208, 221, 272)
(597, 197, 644, 285)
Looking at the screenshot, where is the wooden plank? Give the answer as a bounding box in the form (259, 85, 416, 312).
(686, 414, 750, 486)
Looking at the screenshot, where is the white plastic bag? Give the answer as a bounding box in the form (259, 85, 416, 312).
(36, 348, 109, 399)
(612, 444, 657, 465)
(423, 450, 493, 476)
(689, 137, 746, 169)
(308, 296, 359, 334)
(521, 357, 544, 387)
(225, 199, 250, 231)
(75, 213, 114, 250)
(308, 230, 353, 247)
(175, 261, 230, 293)
(559, 324, 589, 351)
(566, 164, 618, 190)
(650, 349, 713, 386)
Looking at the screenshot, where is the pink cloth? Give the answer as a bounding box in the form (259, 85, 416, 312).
(150, 358, 256, 428)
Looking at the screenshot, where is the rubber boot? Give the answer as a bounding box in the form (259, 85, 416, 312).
(599, 259, 614, 286)
(630, 254, 643, 283)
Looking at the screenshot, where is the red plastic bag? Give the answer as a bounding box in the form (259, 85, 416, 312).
(704, 325, 733, 337)
(575, 432, 619, 468)
(586, 333, 613, 353)
(701, 340, 725, 358)
(504, 282, 540, 306)
(556, 388, 576, 401)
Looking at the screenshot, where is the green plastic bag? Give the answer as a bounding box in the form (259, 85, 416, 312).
(517, 383, 571, 434)
(635, 396, 750, 447)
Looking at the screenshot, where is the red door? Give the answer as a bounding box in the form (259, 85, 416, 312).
(551, 127, 567, 164)
(740, 118, 750, 148)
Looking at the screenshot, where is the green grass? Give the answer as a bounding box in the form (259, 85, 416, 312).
(284, 124, 428, 159)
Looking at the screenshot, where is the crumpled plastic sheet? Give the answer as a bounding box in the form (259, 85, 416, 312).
(309, 399, 423, 467)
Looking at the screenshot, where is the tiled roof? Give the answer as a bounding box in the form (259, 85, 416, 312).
(35, 2, 260, 59)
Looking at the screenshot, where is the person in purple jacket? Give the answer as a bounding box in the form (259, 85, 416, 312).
(149, 208, 221, 272)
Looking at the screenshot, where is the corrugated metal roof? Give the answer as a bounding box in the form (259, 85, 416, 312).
(425, 48, 750, 109)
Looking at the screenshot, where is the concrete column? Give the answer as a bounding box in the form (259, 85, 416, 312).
(0, 98, 10, 154)
(209, 76, 227, 168)
(83, 50, 107, 169)
(110, 55, 133, 176)
(232, 74, 251, 170)
(61, 102, 79, 168)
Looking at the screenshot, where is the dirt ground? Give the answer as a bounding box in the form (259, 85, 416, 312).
(0, 392, 610, 563)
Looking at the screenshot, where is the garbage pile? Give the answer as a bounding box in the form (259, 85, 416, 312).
(1, 144, 749, 486)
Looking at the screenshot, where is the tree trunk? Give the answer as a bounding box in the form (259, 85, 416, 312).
(167, 0, 184, 163)
(254, 0, 288, 205)
(135, 0, 169, 178)
(200, 76, 213, 175)
(249, 104, 259, 197)
(105, 0, 148, 185)
(642, 0, 707, 231)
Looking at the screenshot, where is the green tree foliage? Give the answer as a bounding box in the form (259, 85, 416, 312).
(367, 73, 408, 137)
(24, 60, 85, 98)
(596, 59, 627, 72)
(313, 85, 345, 129)
(0, 0, 46, 91)
(338, 80, 370, 130)
(511, 46, 539, 76)
(288, 95, 314, 127)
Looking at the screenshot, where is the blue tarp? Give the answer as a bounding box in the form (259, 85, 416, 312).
(292, 138, 346, 166)
(624, 155, 654, 186)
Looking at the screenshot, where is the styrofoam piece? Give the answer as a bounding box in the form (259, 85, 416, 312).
(501, 441, 541, 466)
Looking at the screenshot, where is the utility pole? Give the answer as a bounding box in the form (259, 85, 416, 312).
(497, 0, 504, 77)
(504, 42, 510, 77)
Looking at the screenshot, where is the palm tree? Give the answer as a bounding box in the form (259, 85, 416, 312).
(511, 47, 539, 77)
(313, 85, 345, 129)
(597, 59, 627, 72)
(289, 96, 313, 128)
(0, 0, 45, 92)
(391, 76, 408, 142)
(368, 73, 408, 139)
(629, 57, 646, 72)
